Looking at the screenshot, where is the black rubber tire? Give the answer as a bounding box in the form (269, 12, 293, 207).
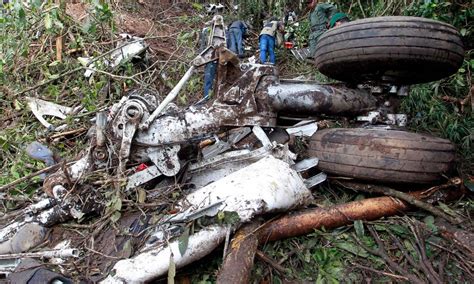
(314, 16, 464, 85)
(307, 128, 456, 184)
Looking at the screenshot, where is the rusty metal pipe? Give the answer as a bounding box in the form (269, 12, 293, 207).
(267, 82, 377, 116)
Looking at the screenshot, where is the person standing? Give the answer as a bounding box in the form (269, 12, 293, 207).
(227, 20, 248, 58)
(307, 0, 337, 58)
(259, 19, 284, 64)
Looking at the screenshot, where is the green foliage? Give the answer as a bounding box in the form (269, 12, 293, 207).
(83, 0, 115, 34)
(371, 1, 474, 175)
(293, 19, 309, 48)
(0, 125, 43, 195)
(0, 0, 130, 195)
(400, 82, 473, 146)
(404, 0, 473, 45)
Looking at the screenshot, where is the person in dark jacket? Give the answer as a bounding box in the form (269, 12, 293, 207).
(227, 20, 248, 57)
(307, 0, 337, 58)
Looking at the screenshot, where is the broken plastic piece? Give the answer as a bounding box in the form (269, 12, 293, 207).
(25, 97, 72, 131)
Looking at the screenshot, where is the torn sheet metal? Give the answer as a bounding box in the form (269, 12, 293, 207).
(201, 127, 251, 159)
(252, 124, 272, 147)
(25, 97, 73, 131)
(386, 114, 408, 127)
(357, 111, 380, 124)
(188, 126, 293, 189)
(290, 47, 310, 61)
(174, 156, 312, 223)
(357, 111, 408, 127)
(304, 172, 327, 188)
(109, 34, 147, 68)
(125, 165, 161, 191)
(80, 34, 147, 78)
(189, 149, 254, 188)
(292, 158, 319, 172)
(286, 120, 318, 137)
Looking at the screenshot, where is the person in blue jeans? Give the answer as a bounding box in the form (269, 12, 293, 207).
(227, 20, 248, 57)
(259, 20, 284, 64)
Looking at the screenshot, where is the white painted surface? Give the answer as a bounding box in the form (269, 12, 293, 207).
(102, 225, 227, 284)
(174, 156, 312, 222)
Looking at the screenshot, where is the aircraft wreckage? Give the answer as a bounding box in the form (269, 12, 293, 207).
(0, 15, 466, 283)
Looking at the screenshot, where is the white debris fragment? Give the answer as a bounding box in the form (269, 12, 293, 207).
(25, 97, 73, 131)
(102, 225, 227, 284)
(79, 34, 146, 78)
(174, 156, 312, 222)
(286, 120, 318, 137)
(109, 34, 147, 68)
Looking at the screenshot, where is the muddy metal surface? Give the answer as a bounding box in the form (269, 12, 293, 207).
(268, 82, 378, 115)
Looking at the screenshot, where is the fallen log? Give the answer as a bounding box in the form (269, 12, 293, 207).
(216, 221, 261, 284)
(258, 185, 464, 243)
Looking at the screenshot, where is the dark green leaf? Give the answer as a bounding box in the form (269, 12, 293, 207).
(178, 226, 190, 257)
(423, 215, 438, 233)
(335, 241, 368, 258)
(464, 179, 474, 192)
(354, 220, 364, 237)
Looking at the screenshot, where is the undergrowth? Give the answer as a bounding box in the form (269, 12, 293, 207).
(0, 1, 201, 194)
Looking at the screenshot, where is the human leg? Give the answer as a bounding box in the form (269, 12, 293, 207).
(203, 62, 217, 99)
(259, 35, 269, 63)
(235, 29, 244, 56)
(228, 30, 238, 54)
(267, 36, 276, 64)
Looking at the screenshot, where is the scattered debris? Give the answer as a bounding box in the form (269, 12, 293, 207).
(0, 7, 470, 283)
